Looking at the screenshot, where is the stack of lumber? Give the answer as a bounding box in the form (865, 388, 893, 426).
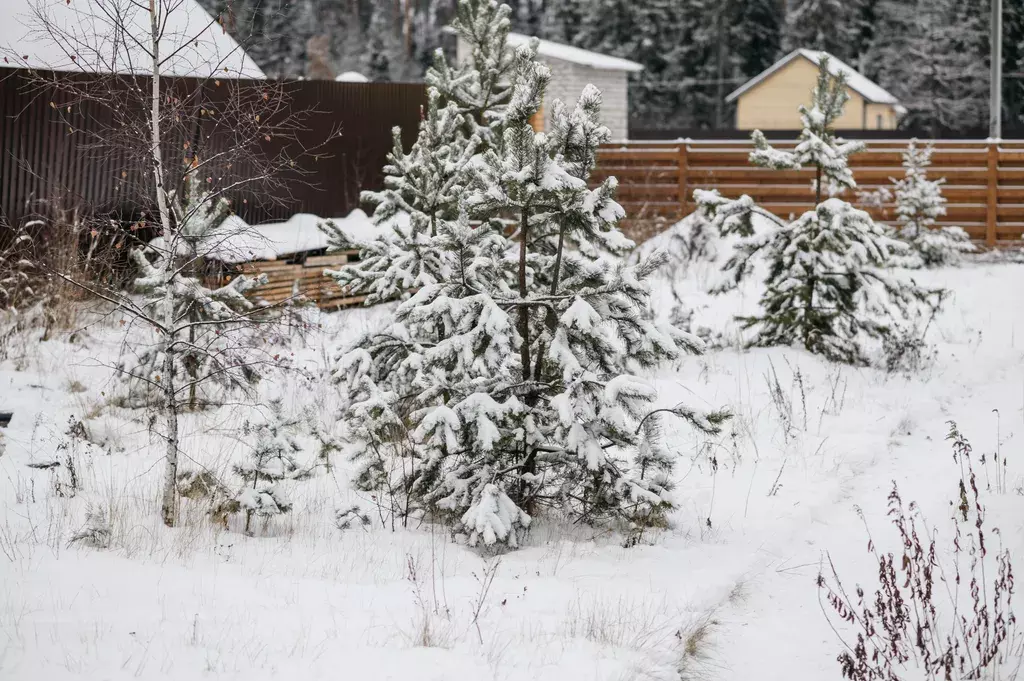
(217, 250, 367, 310)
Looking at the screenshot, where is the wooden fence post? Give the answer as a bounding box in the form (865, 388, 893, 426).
(678, 142, 689, 217)
(987, 142, 998, 246)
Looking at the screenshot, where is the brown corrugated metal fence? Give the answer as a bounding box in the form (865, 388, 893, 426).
(0, 67, 426, 229)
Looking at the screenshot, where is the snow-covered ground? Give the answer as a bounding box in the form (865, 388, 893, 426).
(3, 249, 1024, 680)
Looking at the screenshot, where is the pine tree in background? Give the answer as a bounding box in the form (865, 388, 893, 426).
(119, 167, 265, 409)
(890, 140, 975, 268)
(367, 1, 404, 81)
(199, 0, 1022, 136)
(733, 0, 783, 76)
(870, 0, 988, 135)
(782, 0, 854, 57)
(232, 399, 310, 535)
(700, 59, 940, 365)
(538, 0, 584, 44)
(849, 0, 883, 72)
(1004, 0, 1024, 130)
(575, 0, 638, 58)
(321, 89, 479, 304)
(200, 0, 452, 81)
(335, 1, 727, 549)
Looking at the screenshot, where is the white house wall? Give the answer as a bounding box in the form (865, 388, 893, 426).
(543, 57, 629, 141)
(454, 37, 631, 140)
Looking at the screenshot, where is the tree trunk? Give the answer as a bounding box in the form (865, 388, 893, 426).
(149, 0, 179, 527)
(805, 163, 822, 352)
(516, 210, 534, 510)
(517, 213, 531, 381)
(533, 224, 566, 382)
(160, 351, 180, 527)
(187, 306, 198, 409)
(815, 163, 822, 205)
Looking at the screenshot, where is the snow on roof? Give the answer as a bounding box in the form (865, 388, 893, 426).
(203, 209, 397, 264)
(335, 71, 369, 83)
(506, 33, 643, 73)
(725, 49, 899, 107)
(0, 0, 265, 78)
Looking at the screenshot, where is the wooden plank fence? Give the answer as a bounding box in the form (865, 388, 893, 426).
(595, 139, 1024, 246)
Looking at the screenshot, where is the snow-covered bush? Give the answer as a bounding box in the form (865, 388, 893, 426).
(334, 504, 371, 531)
(231, 399, 312, 535)
(68, 504, 112, 549)
(890, 140, 975, 268)
(333, 0, 726, 550)
(699, 58, 941, 366)
(637, 195, 733, 271)
(461, 483, 532, 549)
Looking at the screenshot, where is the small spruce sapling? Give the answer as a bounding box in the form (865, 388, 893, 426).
(233, 399, 311, 535)
(699, 58, 942, 366)
(68, 504, 112, 549)
(120, 166, 267, 409)
(890, 140, 975, 268)
(749, 57, 863, 205)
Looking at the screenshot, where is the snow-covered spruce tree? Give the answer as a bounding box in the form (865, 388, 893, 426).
(321, 88, 479, 305)
(120, 166, 266, 410)
(699, 58, 941, 366)
(232, 399, 311, 535)
(889, 140, 974, 269)
(336, 38, 727, 549)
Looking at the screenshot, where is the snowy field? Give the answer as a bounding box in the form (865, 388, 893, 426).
(3, 251, 1024, 681)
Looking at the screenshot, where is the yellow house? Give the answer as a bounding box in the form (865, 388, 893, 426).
(726, 49, 905, 130)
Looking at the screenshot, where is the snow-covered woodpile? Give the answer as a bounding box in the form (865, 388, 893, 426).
(201, 211, 380, 309)
(219, 251, 364, 309)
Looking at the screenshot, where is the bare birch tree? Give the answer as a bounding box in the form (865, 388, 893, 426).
(5, 0, 318, 526)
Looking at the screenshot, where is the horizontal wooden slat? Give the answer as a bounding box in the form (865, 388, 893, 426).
(683, 150, 990, 167)
(684, 183, 990, 203)
(597, 150, 681, 163)
(744, 202, 987, 221)
(997, 204, 1024, 220)
(593, 167, 679, 180)
(304, 252, 354, 266)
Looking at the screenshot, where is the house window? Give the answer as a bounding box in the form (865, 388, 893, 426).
(877, 114, 883, 129)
